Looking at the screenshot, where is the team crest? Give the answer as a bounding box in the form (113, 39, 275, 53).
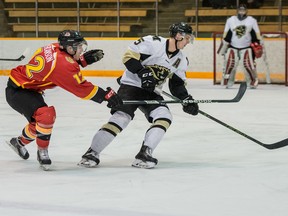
(146, 64, 171, 85)
(234, 25, 246, 38)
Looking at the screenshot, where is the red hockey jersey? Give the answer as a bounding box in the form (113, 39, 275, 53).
(9, 43, 98, 100)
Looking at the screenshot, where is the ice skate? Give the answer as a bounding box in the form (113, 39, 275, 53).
(250, 78, 259, 89)
(78, 148, 100, 168)
(37, 149, 51, 171)
(6, 137, 29, 160)
(132, 145, 158, 169)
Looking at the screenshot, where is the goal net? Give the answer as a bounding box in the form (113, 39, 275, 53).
(213, 32, 288, 86)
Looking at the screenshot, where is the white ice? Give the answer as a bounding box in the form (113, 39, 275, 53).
(0, 76, 288, 216)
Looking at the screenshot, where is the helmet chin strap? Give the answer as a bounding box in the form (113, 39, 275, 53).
(174, 36, 183, 50)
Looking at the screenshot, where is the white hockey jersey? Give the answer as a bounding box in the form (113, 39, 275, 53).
(223, 16, 261, 48)
(120, 35, 189, 93)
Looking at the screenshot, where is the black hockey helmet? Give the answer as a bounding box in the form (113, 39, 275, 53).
(169, 22, 193, 37)
(58, 30, 87, 51)
(237, 4, 248, 21)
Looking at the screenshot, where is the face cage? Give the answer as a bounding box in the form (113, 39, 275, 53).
(237, 9, 247, 20)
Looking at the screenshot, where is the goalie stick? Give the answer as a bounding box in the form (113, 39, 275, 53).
(0, 48, 29, 61)
(123, 82, 247, 105)
(163, 90, 288, 150)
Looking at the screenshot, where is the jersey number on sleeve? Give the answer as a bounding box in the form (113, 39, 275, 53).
(73, 72, 85, 84)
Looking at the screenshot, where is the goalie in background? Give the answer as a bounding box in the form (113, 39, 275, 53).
(5, 30, 122, 170)
(217, 4, 263, 89)
(78, 22, 199, 169)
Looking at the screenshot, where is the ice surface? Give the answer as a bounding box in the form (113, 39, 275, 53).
(1, 76, 288, 216)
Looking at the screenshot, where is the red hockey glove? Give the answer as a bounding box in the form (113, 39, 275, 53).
(250, 42, 263, 58)
(79, 49, 104, 67)
(104, 87, 123, 108)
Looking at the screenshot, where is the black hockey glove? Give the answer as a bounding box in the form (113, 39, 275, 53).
(138, 67, 156, 92)
(79, 49, 104, 67)
(104, 87, 123, 108)
(182, 95, 199, 116)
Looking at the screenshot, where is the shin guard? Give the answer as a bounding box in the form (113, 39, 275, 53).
(33, 106, 56, 148)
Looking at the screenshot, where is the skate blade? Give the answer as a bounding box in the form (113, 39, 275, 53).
(39, 164, 51, 171)
(77, 159, 98, 168)
(5, 140, 29, 160)
(132, 159, 156, 169)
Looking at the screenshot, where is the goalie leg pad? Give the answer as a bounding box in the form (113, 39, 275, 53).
(242, 49, 258, 88)
(222, 48, 238, 86)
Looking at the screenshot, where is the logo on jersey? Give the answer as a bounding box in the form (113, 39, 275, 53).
(234, 25, 246, 38)
(146, 64, 171, 85)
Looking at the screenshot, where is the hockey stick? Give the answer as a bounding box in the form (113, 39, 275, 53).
(163, 91, 288, 150)
(123, 82, 247, 105)
(198, 110, 288, 150)
(0, 48, 29, 61)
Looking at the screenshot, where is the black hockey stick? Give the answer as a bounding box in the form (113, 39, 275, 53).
(0, 48, 29, 61)
(123, 82, 247, 105)
(198, 110, 288, 150)
(0, 55, 25, 61)
(163, 90, 288, 150)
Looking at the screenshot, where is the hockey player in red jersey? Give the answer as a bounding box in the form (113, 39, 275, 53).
(217, 4, 263, 89)
(78, 22, 199, 169)
(5, 30, 122, 170)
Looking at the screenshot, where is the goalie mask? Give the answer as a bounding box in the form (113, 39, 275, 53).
(58, 30, 87, 52)
(169, 22, 194, 44)
(237, 4, 248, 21)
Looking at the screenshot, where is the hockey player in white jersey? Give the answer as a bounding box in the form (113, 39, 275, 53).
(217, 4, 263, 88)
(78, 22, 199, 169)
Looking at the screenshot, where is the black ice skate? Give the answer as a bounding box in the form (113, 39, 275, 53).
(132, 145, 158, 169)
(37, 149, 52, 171)
(78, 148, 100, 168)
(6, 137, 29, 160)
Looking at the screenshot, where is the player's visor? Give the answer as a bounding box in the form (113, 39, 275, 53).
(182, 33, 194, 44)
(72, 40, 88, 53)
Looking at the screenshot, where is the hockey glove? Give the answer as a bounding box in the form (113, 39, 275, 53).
(138, 67, 156, 92)
(182, 95, 199, 116)
(217, 40, 229, 56)
(79, 49, 104, 67)
(104, 87, 123, 108)
(250, 42, 263, 58)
